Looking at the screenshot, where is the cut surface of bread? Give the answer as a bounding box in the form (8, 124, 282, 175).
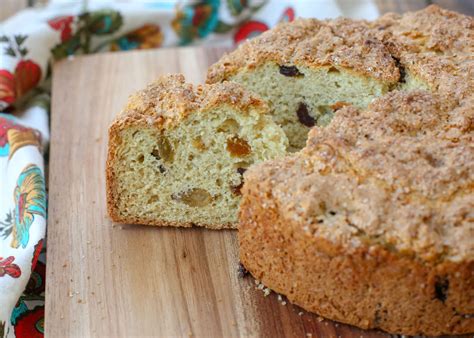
(233, 5, 474, 336)
(107, 74, 288, 229)
(207, 11, 433, 151)
(228, 64, 393, 151)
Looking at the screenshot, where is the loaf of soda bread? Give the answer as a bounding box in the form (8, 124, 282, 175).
(106, 75, 287, 228)
(227, 5, 473, 336)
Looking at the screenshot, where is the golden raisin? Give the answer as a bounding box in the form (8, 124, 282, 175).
(330, 101, 350, 111)
(172, 188, 212, 207)
(217, 118, 240, 134)
(153, 137, 174, 163)
(192, 136, 206, 151)
(226, 136, 251, 157)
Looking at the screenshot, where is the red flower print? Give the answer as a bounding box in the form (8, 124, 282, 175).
(0, 117, 27, 149)
(234, 21, 269, 44)
(26, 261, 45, 295)
(0, 256, 21, 278)
(279, 7, 295, 23)
(15, 60, 42, 98)
(48, 16, 74, 42)
(31, 239, 44, 272)
(0, 69, 16, 105)
(0, 60, 42, 107)
(193, 5, 212, 27)
(14, 306, 44, 338)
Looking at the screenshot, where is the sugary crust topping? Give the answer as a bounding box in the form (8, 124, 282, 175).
(375, 5, 474, 54)
(207, 6, 473, 101)
(374, 5, 474, 101)
(207, 17, 400, 84)
(245, 90, 473, 262)
(115, 74, 267, 129)
(241, 6, 474, 262)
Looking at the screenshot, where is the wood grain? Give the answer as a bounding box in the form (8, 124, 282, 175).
(46, 47, 393, 337)
(0, 0, 28, 21)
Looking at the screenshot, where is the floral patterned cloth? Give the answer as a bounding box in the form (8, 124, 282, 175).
(0, 1, 378, 337)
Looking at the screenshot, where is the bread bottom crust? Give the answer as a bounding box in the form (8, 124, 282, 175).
(238, 189, 474, 336)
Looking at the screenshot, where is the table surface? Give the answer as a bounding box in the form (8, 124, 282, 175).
(46, 46, 400, 338)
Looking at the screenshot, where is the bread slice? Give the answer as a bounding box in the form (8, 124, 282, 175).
(106, 74, 288, 229)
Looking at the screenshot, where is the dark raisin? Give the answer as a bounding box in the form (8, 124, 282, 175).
(374, 310, 381, 325)
(373, 303, 386, 325)
(237, 262, 249, 278)
(279, 65, 304, 77)
(151, 150, 167, 173)
(231, 183, 244, 196)
(434, 276, 449, 302)
(329, 210, 336, 216)
(237, 167, 247, 176)
(296, 102, 315, 127)
(392, 56, 406, 83)
(151, 149, 161, 160)
(231, 168, 247, 195)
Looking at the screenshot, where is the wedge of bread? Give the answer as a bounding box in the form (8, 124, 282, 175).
(106, 74, 287, 228)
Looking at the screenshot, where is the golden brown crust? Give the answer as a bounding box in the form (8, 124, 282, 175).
(243, 89, 473, 262)
(237, 5, 474, 335)
(106, 74, 266, 229)
(207, 5, 473, 103)
(206, 17, 400, 85)
(372, 5, 474, 103)
(239, 179, 474, 335)
(116, 74, 268, 130)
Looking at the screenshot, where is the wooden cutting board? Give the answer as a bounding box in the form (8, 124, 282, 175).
(45, 47, 390, 338)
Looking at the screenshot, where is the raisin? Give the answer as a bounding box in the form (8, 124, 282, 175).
(237, 167, 247, 176)
(434, 276, 449, 302)
(296, 102, 315, 127)
(279, 65, 304, 77)
(237, 262, 249, 278)
(152, 137, 174, 163)
(330, 101, 350, 111)
(151, 149, 160, 159)
(392, 56, 406, 83)
(226, 136, 251, 157)
(192, 137, 206, 151)
(172, 188, 212, 207)
(217, 118, 240, 134)
(151, 149, 167, 173)
(231, 167, 247, 195)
